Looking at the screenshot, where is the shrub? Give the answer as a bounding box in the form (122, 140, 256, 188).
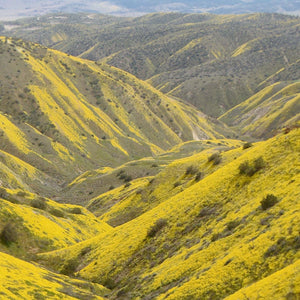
(69, 207, 82, 214)
(243, 142, 253, 149)
(185, 165, 198, 176)
(208, 153, 222, 165)
(31, 198, 47, 210)
(0, 187, 8, 200)
(118, 172, 132, 182)
(123, 175, 132, 183)
(261, 194, 278, 210)
(253, 156, 265, 171)
(226, 220, 240, 231)
(108, 185, 115, 191)
(239, 157, 265, 176)
(147, 218, 168, 238)
(238, 161, 253, 175)
(124, 182, 131, 188)
(194, 171, 202, 182)
(60, 258, 78, 275)
(0, 223, 17, 245)
(50, 208, 64, 218)
(173, 181, 181, 188)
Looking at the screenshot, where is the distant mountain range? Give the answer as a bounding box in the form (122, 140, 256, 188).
(0, 0, 300, 20)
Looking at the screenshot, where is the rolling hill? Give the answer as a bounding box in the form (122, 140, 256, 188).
(37, 127, 300, 299)
(3, 12, 300, 117)
(0, 36, 233, 198)
(219, 60, 300, 138)
(0, 14, 299, 300)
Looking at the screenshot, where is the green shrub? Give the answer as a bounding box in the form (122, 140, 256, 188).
(31, 198, 47, 210)
(123, 175, 132, 183)
(69, 207, 82, 214)
(253, 156, 265, 171)
(226, 220, 240, 231)
(239, 156, 265, 176)
(185, 165, 198, 176)
(0, 187, 8, 200)
(243, 142, 253, 149)
(60, 258, 78, 275)
(208, 153, 222, 165)
(124, 182, 131, 188)
(147, 218, 168, 238)
(0, 223, 17, 245)
(194, 171, 202, 182)
(261, 194, 278, 210)
(50, 208, 64, 218)
(173, 181, 181, 188)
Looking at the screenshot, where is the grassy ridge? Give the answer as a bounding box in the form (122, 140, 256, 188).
(38, 128, 299, 299)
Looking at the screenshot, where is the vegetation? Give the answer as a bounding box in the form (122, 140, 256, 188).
(0, 13, 299, 300)
(208, 152, 222, 165)
(239, 156, 265, 176)
(37, 128, 300, 299)
(4, 13, 300, 118)
(0, 223, 17, 245)
(147, 218, 168, 238)
(261, 194, 279, 210)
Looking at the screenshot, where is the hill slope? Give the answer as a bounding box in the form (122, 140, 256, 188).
(0, 36, 232, 197)
(219, 61, 300, 138)
(4, 12, 300, 117)
(38, 128, 300, 299)
(0, 251, 109, 299)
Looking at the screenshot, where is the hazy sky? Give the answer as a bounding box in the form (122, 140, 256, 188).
(0, 0, 299, 20)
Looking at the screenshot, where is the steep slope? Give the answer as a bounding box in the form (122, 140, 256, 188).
(0, 251, 109, 299)
(4, 12, 300, 117)
(219, 61, 300, 138)
(0, 187, 111, 258)
(38, 128, 299, 299)
(0, 36, 232, 197)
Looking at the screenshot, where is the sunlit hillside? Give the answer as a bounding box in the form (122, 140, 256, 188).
(38, 128, 299, 299)
(0, 36, 232, 198)
(0, 13, 299, 300)
(0, 251, 109, 299)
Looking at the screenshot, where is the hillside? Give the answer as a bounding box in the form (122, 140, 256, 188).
(219, 61, 300, 138)
(0, 251, 109, 299)
(3, 12, 300, 117)
(0, 15, 299, 300)
(0, 36, 232, 198)
(38, 128, 300, 299)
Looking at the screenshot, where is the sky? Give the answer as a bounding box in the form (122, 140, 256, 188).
(0, 0, 299, 20)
